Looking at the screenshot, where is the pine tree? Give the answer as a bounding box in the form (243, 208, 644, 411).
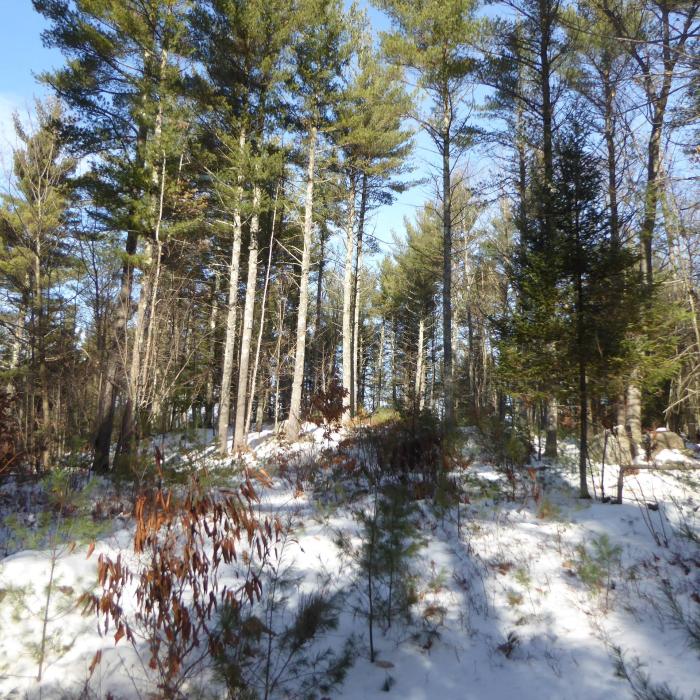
(483, 0, 568, 455)
(552, 124, 638, 496)
(335, 32, 413, 423)
(379, 206, 442, 412)
(34, 0, 194, 470)
(375, 0, 479, 429)
(285, 0, 353, 440)
(0, 101, 77, 469)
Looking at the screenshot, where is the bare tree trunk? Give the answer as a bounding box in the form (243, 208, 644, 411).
(545, 397, 558, 458)
(6, 299, 25, 397)
(375, 321, 385, 411)
(205, 271, 220, 430)
(141, 211, 165, 427)
(245, 187, 278, 435)
(352, 226, 364, 416)
(430, 322, 437, 410)
(287, 125, 316, 440)
(256, 386, 268, 432)
(390, 318, 397, 408)
(626, 381, 643, 456)
(217, 130, 246, 455)
(342, 178, 356, 425)
(273, 294, 285, 433)
(233, 186, 261, 452)
(441, 104, 454, 429)
(353, 174, 368, 416)
(313, 232, 325, 394)
(415, 316, 425, 413)
(117, 239, 152, 461)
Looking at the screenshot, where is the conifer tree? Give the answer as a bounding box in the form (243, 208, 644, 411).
(484, 0, 568, 455)
(192, 0, 292, 454)
(335, 33, 413, 423)
(286, 0, 353, 439)
(34, 0, 193, 470)
(375, 0, 479, 429)
(552, 125, 638, 496)
(0, 101, 76, 469)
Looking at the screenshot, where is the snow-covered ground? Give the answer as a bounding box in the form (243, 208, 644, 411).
(1, 425, 699, 699)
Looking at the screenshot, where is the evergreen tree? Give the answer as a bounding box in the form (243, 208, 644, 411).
(375, 0, 479, 429)
(335, 31, 413, 422)
(0, 101, 77, 469)
(34, 0, 194, 470)
(285, 0, 354, 439)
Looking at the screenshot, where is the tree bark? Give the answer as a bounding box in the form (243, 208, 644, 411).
(286, 125, 317, 440)
(246, 187, 278, 435)
(626, 381, 643, 456)
(353, 220, 364, 416)
(233, 186, 261, 452)
(375, 320, 385, 411)
(442, 99, 454, 430)
(6, 298, 25, 397)
(93, 229, 138, 472)
(545, 397, 558, 458)
(313, 226, 326, 394)
(341, 177, 356, 425)
(415, 316, 425, 412)
(273, 294, 285, 433)
(205, 271, 220, 429)
(352, 173, 369, 416)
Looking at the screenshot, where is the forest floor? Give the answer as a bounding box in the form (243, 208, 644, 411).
(0, 423, 699, 699)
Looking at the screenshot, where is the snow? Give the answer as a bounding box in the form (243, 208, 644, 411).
(1, 425, 699, 699)
(654, 447, 690, 464)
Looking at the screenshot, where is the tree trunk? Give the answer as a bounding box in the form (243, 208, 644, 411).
(442, 109, 454, 430)
(246, 187, 278, 435)
(602, 67, 620, 247)
(375, 321, 385, 411)
(353, 222, 364, 416)
(217, 129, 246, 455)
(626, 381, 642, 456)
(233, 187, 261, 452)
(391, 317, 397, 408)
(578, 265, 591, 498)
(313, 226, 326, 394)
(415, 316, 425, 413)
(286, 125, 317, 440)
(341, 177, 356, 425)
(273, 295, 285, 433)
(205, 271, 220, 430)
(93, 229, 138, 472)
(353, 174, 368, 416)
(6, 299, 25, 397)
(117, 239, 152, 461)
(545, 397, 558, 458)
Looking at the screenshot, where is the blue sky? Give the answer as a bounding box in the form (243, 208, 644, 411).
(0, 2, 59, 168)
(0, 1, 437, 254)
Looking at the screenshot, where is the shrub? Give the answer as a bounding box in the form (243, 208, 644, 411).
(575, 534, 622, 609)
(612, 645, 686, 700)
(85, 458, 279, 698)
(212, 528, 355, 700)
(371, 412, 443, 493)
(338, 483, 424, 662)
(308, 377, 348, 440)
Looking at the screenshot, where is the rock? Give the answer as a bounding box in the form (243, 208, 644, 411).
(589, 431, 633, 465)
(652, 430, 685, 452)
